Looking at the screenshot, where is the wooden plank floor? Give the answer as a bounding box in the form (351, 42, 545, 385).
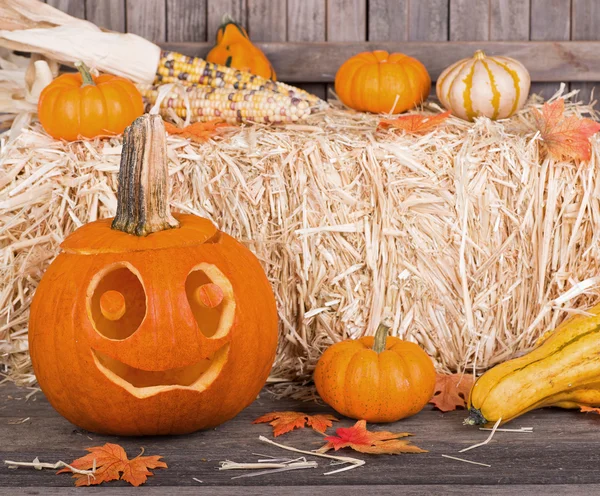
(1, 383, 600, 495)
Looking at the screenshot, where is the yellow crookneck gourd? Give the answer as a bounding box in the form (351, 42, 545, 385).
(206, 14, 276, 80)
(466, 303, 600, 426)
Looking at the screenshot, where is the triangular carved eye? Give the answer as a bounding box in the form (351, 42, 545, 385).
(185, 264, 236, 339)
(88, 263, 146, 340)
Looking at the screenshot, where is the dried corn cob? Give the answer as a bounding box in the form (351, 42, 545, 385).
(138, 83, 313, 124)
(155, 51, 325, 108)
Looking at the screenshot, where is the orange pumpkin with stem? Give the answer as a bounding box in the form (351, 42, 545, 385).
(314, 322, 436, 422)
(28, 114, 278, 436)
(335, 51, 431, 114)
(38, 61, 143, 141)
(206, 14, 276, 80)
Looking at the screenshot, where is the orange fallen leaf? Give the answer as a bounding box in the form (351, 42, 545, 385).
(318, 420, 426, 455)
(378, 110, 451, 135)
(430, 373, 475, 412)
(580, 406, 600, 414)
(253, 411, 338, 436)
(532, 98, 600, 161)
(163, 119, 232, 143)
(57, 443, 167, 487)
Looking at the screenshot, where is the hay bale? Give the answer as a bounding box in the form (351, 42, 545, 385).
(1, 93, 600, 385)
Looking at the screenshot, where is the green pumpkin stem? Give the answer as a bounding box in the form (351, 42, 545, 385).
(372, 323, 390, 353)
(463, 407, 487, 426)
(111, 114, 180, 236)
(74, 61, 95, 87)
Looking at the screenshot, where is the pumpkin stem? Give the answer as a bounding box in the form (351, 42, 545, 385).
(473, 50, 486, 60)
(111, 114, 180, 236)
(74, 61, 95, 87)
(219, 13, 248, 39)
(220, 13, 236, 26)
(372, 323, 390, 353)
(463, 407, 487, 426)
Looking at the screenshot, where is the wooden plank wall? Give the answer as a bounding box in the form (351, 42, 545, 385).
(45, 0, 600, 104)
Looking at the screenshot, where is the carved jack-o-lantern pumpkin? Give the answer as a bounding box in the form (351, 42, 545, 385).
(28, 115, 278, 436)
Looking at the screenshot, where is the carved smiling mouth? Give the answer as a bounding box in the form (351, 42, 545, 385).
(92, 344, 229, 399)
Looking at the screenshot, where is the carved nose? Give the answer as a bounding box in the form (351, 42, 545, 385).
(99, 290, 126, 321)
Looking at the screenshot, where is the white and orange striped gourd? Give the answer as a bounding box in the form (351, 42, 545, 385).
(436, 50, 530, 121)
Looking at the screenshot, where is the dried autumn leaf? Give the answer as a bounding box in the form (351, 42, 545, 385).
(306, 414, 338, 434)
(532, 98, 600, 161)
(163, 119, 231, 143)
(57, 443, 167, 487)
(378, 110, 451, 135)
(318, 420, 426, 455)
(430, 373, 475, 412)
(580, 406, 600, 414)
(253, 411, 338, 436)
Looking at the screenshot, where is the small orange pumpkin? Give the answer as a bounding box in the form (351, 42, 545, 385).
(206, 14, 276, 80)
(28, 114, 278, 435)
(38, 62, 143, 141)
(314, 323, 436, 422)
(335, 51, 431, 114)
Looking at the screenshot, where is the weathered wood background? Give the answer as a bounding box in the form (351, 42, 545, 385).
(46, 0, 600, 103)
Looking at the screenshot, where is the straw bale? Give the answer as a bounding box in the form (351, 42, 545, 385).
(1, 89, 599, 385)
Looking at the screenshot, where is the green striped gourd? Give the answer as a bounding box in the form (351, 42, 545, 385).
(436, 50, 530, 121)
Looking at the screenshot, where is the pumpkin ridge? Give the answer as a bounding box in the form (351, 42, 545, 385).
(462, 61, 478, 121)
(344, 349, 377, 418)
(480, 59, 501, 120)
(62, 86, 81, 141)
(490, 58, 521, 117)
(121, 80, 144, 122)
(443, 60, 469, 108)
(335, 59, 361, 107)
(402, 64, 415, 109)
(40, 86, 62, 134)
(96, 84, 111, 136)
(376, 61, 383, 112)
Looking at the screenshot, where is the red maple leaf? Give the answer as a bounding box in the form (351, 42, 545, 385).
(57, 443, 166, 487)
(430, 373, 475, 412)
(318, 420, 426, 454)
(378, 110, 451, 134)
(532, 98, 600, 161)
(253, 411, 338, 436)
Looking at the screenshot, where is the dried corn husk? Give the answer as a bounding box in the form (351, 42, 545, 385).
(0, 0, 160, 83)
(0, 25, 160, 83)
(0, 0, 81, 30)
(0, 49, 55, 117)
